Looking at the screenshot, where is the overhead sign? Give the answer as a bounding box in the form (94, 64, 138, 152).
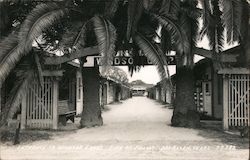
(94, 56, 176, 66)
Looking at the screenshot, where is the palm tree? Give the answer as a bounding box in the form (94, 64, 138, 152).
(169, 0, 201, 127)
(177, 0, 250, 128)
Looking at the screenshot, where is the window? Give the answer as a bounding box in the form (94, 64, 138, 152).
(59, 79, 69, 100)
(205, 83, 209, 93)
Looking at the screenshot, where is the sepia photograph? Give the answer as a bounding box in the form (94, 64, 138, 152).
(0, 0, 249, 159)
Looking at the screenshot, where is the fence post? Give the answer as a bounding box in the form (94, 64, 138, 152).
(21, 93, 27, 129)
(52, 79, 58, 130)
(223, 75, 229, 130)
(106, 82, 110, 104)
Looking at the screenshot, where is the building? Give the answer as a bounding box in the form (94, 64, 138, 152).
(100, 77, 131, 106)
(0, 55, 64, 129)
(0, 59, 131, 130)
(99, 66, 132, 106)
(147, 78, 173, 104)
(193, 58, 223, 119)
(130, 80, 154, 96)
(193, 47, 250, 130)
(148, 46, 249, 130)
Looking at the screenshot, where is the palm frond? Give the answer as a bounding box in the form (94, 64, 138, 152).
(18, 2, 68, 53)
(127, 43, 142, 76)
(153, 14, 189, 55)
(137, 13, 159, 40)
(2, 0, 64, 3)
(161, 28, 172, 54)
(104, 0, 120, 19)
(213, 0, 224, 53)
(200, 0, 212, 39)
(127, 0, 144, 40)
(93, 16, 117, 66)
(34, 52, 44, 86)
(60, 21, 88, 53)
(155, 43, 172, 88)
(208, 24, 224, 53)
(159, 0, 180, 19)
(128, 65, 142, 77)
(159, 0, 170, 15)
(134, 32, 167, 80)
(143, 0, 156, 10)
(155, 43, 171, 78)
(0, 2, 11, 38)
(0, 33, 25, 85)
(240, 0, 249, 44)
(222, 0, 242, 44)
(6, 69, 34, 121)
(200, 0, 224, 53)
(0, 68, 35, 127)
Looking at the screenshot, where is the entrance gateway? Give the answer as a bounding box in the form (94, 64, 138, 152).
(16, 48, 176, 130)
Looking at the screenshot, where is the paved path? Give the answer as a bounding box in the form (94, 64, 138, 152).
(1, 97, 249, 160)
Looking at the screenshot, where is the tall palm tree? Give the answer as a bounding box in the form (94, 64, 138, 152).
(169, 0, 201, 127)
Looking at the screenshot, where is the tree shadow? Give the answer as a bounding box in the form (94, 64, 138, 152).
(197, 122, 249, 149)
(0, 124, 78, 145)
(0, 129, 51, 145)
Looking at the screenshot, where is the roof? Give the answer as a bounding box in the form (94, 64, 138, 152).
(130, 80, 154, 90)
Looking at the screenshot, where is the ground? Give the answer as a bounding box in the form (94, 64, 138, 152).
(0, 97, 249, 160)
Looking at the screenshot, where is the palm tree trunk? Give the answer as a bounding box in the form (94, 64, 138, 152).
(0, 3, 11, 38)
(80, 65, 103, 128)
(170, 7, 200, 128)
(244, 18, 250, 67)
(171, 65, 200, 128)
(238, 1, 249, 67)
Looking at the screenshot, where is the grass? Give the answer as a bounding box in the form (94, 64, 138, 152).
(0, 129, 51, 145)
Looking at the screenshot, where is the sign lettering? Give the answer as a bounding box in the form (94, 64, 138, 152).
(94, 56, 176, 66)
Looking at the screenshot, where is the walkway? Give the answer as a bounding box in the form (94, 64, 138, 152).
(0, 97, 249, 160)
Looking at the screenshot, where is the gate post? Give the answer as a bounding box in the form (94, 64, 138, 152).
(223, 75, 229, 130)
(52, 78, 59, 130)
(21, 92, 27, 129)
(106, 81, 110, 104)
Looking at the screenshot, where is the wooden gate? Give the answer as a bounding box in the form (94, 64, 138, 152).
(228, 74, 250, 127)
(25, 77, 56, 129)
